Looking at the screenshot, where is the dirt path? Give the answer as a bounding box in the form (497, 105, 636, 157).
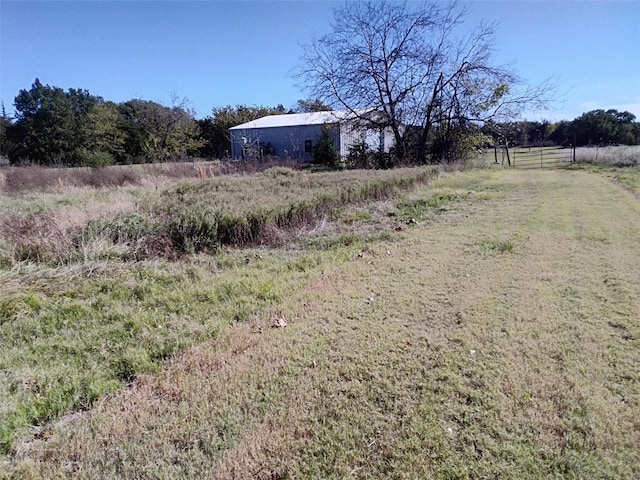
(7, 169, 640, 479)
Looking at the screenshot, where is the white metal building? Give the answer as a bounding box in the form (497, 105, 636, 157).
(229, 111, 395, 161)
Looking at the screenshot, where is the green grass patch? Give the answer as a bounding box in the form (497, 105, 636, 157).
(564, 163, 640, 196)
(390, 171, 509, 224)
(391, 190, 462, 223)
(479, 239, 516, 253)
(0, 246, 355, 454)
(0, 166, 443, 454)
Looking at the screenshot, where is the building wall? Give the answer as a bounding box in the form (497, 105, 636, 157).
(338, 120, 395, 157)
(230, 121, 394, 160)
(231, 124, 339, 161)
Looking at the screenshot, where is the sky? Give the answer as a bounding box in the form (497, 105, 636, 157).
(1, 0, 638, 122)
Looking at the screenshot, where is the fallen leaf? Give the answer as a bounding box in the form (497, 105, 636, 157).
(35, 429, 55, 441)
(273, 315, 288, 328)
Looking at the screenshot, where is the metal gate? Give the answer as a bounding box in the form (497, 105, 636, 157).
(511, 146, 574, 169)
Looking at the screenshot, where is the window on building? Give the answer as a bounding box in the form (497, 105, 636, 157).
(305, 140, 313, 153)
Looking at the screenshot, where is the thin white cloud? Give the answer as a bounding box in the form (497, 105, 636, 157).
(578, 100, 603, 110)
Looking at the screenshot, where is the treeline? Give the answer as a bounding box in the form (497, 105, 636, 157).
(0, 80, 199, 166)
(482, 109, 640, 148)
(0, 79, 325, 167)
(1, 79, 638, 167)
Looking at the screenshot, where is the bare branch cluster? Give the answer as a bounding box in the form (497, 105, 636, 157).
(296, 0, 555, 163)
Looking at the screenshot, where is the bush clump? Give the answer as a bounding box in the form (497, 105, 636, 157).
(0, 213, 76, 263)
(163, 207, 222, 254)
(85, 212, 153, 244)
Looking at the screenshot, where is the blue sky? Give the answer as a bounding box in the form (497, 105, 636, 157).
(1, 0, 638, 122)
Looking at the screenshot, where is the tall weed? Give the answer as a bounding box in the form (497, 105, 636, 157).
(575, 146, 640, 167)
(0, 213, 77, 263)
(1, 167, 439, 264)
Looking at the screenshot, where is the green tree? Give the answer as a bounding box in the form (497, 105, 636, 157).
(164, 94, 204, 159)
(0, 102, 12, 158)
(13, 79, 73, 164)
(117, 101, 150, 162)
(618, 122, 640, 145)
(573, 109, 617, 145)
(313, 125, 340, 169)
(196, 117, 219, 158)
(346, 141, 374, 169)
(295, 98, 332, 113)
(546, 120, 571, 146)
(81, 101, 128, 165)
(118, 96, 202, 162)
(11, 79, 100, 165)
(569, 109, 638, 146)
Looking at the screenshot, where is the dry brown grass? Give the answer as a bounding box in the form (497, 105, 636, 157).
(574, 145, 640, 167)
(0, 166, 437, 265)
(0, 159, 306, 195)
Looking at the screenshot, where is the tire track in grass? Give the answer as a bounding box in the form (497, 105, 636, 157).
(455, 170, 640, 477)
(6, 170, 640, 479)
(213, 170, 640, 478)
(518, 171, 640, 473)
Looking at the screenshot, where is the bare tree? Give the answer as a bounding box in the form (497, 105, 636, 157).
(296, 1, 554, 163)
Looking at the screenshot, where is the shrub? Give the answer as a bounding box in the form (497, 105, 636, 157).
(164, 207, 222, 254)
(313, 126, 341, 169)
(133, 233, 179, 260)
(85, 212, 153, 244)
(76, 167, 141, 188)
(346, 141, 375, 169)
(78, 150, 115, 168)
(480, 239, 515, 253)
(262, 166, 298, 178)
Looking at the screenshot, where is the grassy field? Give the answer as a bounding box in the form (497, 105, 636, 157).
(2, 164, 640, 478)
(0, 165, 438, 458)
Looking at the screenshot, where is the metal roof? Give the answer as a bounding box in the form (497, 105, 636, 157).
(229, 110, 354, 130)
